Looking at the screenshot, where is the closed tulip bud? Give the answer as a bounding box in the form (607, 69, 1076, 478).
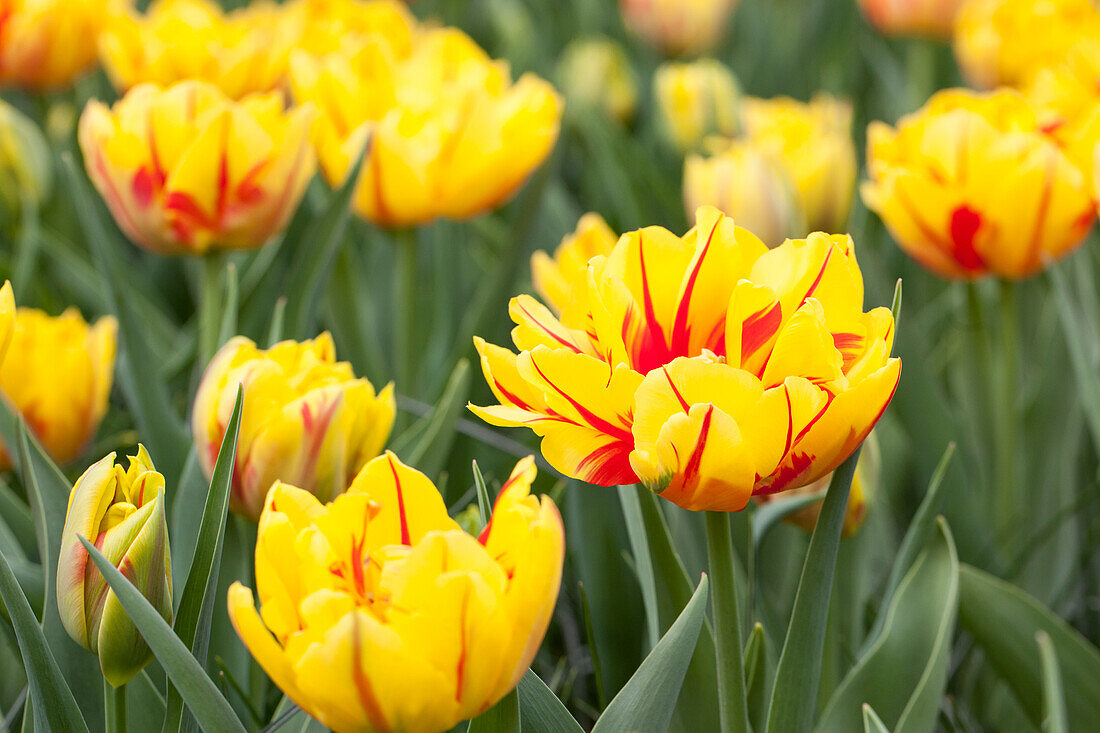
(954, 0, 1099, 89)
(57, 446, 173, 687)
(79, 80, 316, 256)
(654, 59, 741, 152)
(228, 452, 564, 733)
(290, 28, 561, 228)
(684, 142, 802, 247)
(0, 308, 116, 469)
(863, 88, 1094, 280)
(0, 0, 106, 90)
(858, 0, 965, 38)
(0, 101, 52, 216)
(531, 212, 619, 317)
(192, 333, 396, 520)
(557, 37, 639, 124)
(281, 0, 416, 60)
(472, 207, 899, 512)
(99, 0, 290, 99)
(620, 0, 738, 56)
(740, 94, 857, 235)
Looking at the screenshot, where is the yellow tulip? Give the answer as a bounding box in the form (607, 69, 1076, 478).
(227, 452, 564, 733)
(0, 100, 52, 215)
(858, 0, 966, 38)
(556, 37, 639, 124)
(620, 0, 738, 56)
(99, 0, 289, 99)
(863, 88, 1095, 280)
(1025, 37, 1100, 180)
(282, 0, 416, 60)
(740, 94, 857, 236)
(471, 206, 900, 512)
(79, 80, 316, 256)
(192, 333, 395, 520)
(57, 446, 172, 686)
(0, 0, 106, 90)
(0, 307, 116, 469)
(289, 27, 562, 228)
(653, 58, 741, 152)
(530, 212, 619, 317)
(953, 0, 1099, 89)
(0, 281, 13, 367)
(684, 141, 803, 247)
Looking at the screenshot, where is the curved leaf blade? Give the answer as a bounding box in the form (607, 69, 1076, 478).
(516, 669, 584, 733)
(1037, 632, 1068, 733)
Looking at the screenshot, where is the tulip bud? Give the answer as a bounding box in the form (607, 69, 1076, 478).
(858, 0, 966, 39)
(620, 0, 738, 56)
(192, 333, 396, 520)
(684, 142, 803, 247)
(653, 59, 741, 152)
(557, 37, 639, 124)
(0, 307, 117, 469)
(57, 447, 173, 687)
(0, 101, 53, 217)
(0, 0, 106, 90)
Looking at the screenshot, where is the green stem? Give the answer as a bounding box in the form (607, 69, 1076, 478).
(104, 680, 126, 733)
(705, 511, 750, 733)
(198, 253, 225, 366)
(393, 229, 419, 394)
(995, 280, 1021, 545)
(904, 39, 937, 113)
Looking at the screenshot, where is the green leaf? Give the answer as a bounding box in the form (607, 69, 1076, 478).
(0, 477, 35, 560)
(401, 359, 471, 478)
(61, 154, 189, 482)
(816, 518, 958, 733)
(704, 511, 750, 733)
(958, 563, 1100, 730)
(266, 297, 287, 347)
(164, 388, 243, 733)
(284, 139, 369, 339)
(1049, 260, 1100, 454)
(744, 621, 775, 732)
(472, 461, 492, 529)
(592, 574, 710, 733)
(515, 669, 584, 733)
(216, 263, 239, 351)
(889, 279, 902, 345)
(766, 448, 861, 733)
(752, 489, 826, 549)
(863, 705, 891, 733)
(467, 689, 519, 733)
(577, 581, 608, 709)
(0, 549, 88, 733)
(77, 536, 246, 733)
(617, 485, 659, 648)
(1037, 632, 1068, 733)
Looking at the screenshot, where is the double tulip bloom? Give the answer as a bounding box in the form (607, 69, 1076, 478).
(0, 0, 106, 89)
(620, 0, 738, 56)
(192, 333, 395, 520)
(289, 27, 562, 228)
(79, 80, 316, 256)
(863, 88, 1095, 280)
(284, 0, 416, 60)
(228, 452, 564, 733)
(0, 307, 116, 468)
(472, 206, 900, 512)
(653, 59, 742, 153)
(1026, 38, 1100, 181)
(57, 447, 173, 686)
(531, 212, 618, 318)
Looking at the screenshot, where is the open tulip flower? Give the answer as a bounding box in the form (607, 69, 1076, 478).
(863, 88, 1095, 280)
(1026, 37, 1100, 181)
(0, 0, 107, 89)
(228, 452, 564, 733)
(193, 333, 395, 520)
(99, 0, 289, 99)
(471, 206, 900, 512)
(0, 307, 116, 469)
(282, 0, 416, 61)
(531, 212, 618, 317)
(289, 27, 562, 228)
(79, 80, 316, 256)
(57, 446, 173, 687)
(620, 0, 738, 56)
(858, 0, 966, 39)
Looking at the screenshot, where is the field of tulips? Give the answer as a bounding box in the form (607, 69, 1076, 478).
(5, 0, 1100, 731)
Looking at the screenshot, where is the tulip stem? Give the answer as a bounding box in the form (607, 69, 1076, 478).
(705, 511, 750, 733)
(394, 229, 419, 395)
(198, 253, 225, 365)
(995, 280, 1021, 545)
(104, 680, 126, 733)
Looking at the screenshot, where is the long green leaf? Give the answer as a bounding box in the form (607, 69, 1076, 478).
(78, 537, 246, 733)
(516, 669, 584, 733)
(1049, 261, 1100, 455)
(617, 485, 659, 648)
(752, 489, 826, 548)
(592, 574, 710, 733)
(472, 461, 492, 529)
(467, 689, 520, 733)
(815, 518, 958, 733)
(766, 448, 861, 733)
(61, 154, 189, 482)
(165, 388, 244, 733)
(401, 359, 471, 478)
(0, 477, 35, 559)
(863, 705, 891, 733)
(1037, 632, 1068, 733)
(0, 550, 88, 733)
(958, 564, 1100, 730)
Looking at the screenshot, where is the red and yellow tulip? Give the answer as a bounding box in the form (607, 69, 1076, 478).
(79, 80, 316, 256)
(531, 212, 618, 317)
(858, 0, 966, 38)
(192, 333, 395, 520)
(228, 452, 564, 733)
(620, 0, 738, 56)
(0, 0, 107, 90)
(471, 206, 900, 512)
(0, 307, 116, 468)
(863, 88, 1094, 280)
